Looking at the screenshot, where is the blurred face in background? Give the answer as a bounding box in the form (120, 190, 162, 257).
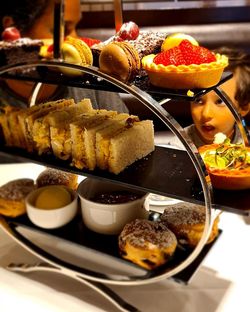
(1, 0, 81, 102)
(191, 76, 239, 144)
(25, 0, 81, 39)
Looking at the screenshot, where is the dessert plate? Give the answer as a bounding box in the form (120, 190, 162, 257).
(5, 213, 221, 285)
(148, 193, 182, 206)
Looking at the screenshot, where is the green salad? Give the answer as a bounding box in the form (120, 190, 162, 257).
(203, 138, 250, 170)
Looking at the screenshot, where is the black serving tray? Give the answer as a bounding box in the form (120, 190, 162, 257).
(6, 213, 222, 284)
(1, 145, 250, 215)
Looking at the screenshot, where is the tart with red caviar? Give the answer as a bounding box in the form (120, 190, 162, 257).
(199, 138, 250, 190)
(142, 39, 228, 89)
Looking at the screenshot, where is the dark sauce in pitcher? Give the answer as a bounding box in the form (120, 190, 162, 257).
(91, 191, 141, 204)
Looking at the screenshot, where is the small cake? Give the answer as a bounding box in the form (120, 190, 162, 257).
(160, 202, 219, 248)
(118, 219, 177, 270)
(0, 178, 36, 217)
(36, 168, 78, 191)
(199, 140, 250, 190)
(0, 36, 43, 68)
(142, 38, 228, 89)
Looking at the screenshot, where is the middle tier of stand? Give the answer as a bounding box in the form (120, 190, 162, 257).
(1, 145, 249, 215)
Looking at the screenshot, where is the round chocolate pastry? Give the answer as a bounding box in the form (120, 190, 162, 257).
(0, 178, 36, 217)
(160, 202, 219, 248)
(36, 168, 78, 190)
(118, 219, 177, 270)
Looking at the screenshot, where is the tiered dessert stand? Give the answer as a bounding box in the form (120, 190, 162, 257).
(0, 1, 250, 311)
(0, 60, 250, 312)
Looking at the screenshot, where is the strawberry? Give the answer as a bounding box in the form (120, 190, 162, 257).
(80, 37, 101, 47)
(153, 39, 216, 66)
(178, 40, 200, 65)
(193, 45, 216, 63)
(154, 47, 185, 66)
(47, 44, 54, 53)
(179, 40, 216, 64)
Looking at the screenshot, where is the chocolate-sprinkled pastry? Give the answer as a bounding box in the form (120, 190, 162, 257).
(0, 178, 36, 217)
(160, 202, 219, 248)
(36, 168, 78, 190)
(118, 219, 177, 270)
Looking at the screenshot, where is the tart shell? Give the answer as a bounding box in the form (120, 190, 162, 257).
(199, 144, 250, 190)
(142, 54, 228, 89)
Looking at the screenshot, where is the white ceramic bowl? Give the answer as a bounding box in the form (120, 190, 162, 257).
(78, 178, 149, 235)
(26, 185, 78, 229)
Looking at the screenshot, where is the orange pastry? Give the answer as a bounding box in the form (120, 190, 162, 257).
(160, 202, 219, 248)
(0, 179, 36, 217)
(199, 140, 250, 190)
(118, 219, 177, 270)
(142, 39, 228, 89)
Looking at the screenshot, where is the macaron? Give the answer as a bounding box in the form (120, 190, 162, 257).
(60, 36, 93, 76)
(99, 41, 140, 83)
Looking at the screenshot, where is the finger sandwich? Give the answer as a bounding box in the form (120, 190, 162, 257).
(0, 106, 24, 147)
(32, 98, 93, 155)
(95, 115, 139, 171)
(18, 98, 74, 152)
(108, 120, 155, 174)
(70, 110, 118, 169)
(46, 99, 95, 160)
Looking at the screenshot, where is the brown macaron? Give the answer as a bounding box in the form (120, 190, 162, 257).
(99, 41, 140, 83)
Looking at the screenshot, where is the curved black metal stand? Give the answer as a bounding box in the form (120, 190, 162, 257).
(0, 60, 215, 286)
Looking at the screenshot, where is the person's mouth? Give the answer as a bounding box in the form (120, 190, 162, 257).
(201, 124, 215, 133)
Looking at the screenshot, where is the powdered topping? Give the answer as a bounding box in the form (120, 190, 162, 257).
(119, 219, 177, 249)
(160, 202, 206, 226)
(92, 31, 166, 60)
(0, 38, 43, 48)
(154, 39, 216, 66)
(125, 31, 166, 59)
(36, 168, 76, 187)
(0, 179, 35, 200)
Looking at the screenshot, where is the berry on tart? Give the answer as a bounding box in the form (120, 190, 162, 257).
(80, 37, 101, 47)
(154, 40, 216, 66)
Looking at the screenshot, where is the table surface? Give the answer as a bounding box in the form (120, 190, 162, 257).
(1, 162, 250, 312)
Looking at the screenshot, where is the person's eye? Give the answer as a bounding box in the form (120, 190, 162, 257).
(215, 98, 226, 106)
(193, 98, 203, 105)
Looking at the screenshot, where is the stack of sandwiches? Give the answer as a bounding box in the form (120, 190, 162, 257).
(0, 98, 155, 174)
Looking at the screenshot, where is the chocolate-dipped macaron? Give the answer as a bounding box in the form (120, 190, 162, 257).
(99, 41, 140, 83)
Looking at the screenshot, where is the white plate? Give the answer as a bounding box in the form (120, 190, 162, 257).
(148, 193, 182, 206)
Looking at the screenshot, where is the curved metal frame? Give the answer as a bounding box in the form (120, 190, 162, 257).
(214, 87, 250, 146)
(0, 61, 214, 286)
